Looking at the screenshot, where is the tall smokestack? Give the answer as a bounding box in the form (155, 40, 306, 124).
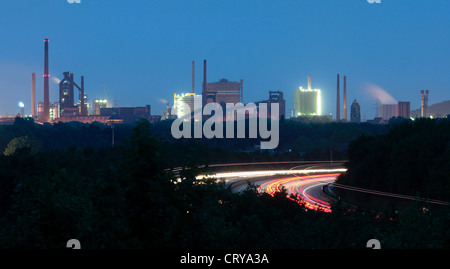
(308, 75, 311, 90)
(167, 102, 171, 118)
(31, 73, 36, 118)
(202, 59, 207, 112)
(420, 90, 424, 117)
(80, 76, 85, 115)
(336, 74, 340, 121)
(240, 79, 243, 103)
(343, 75, 347, 121)
(192, 61, 195, 94)
(43, 39, 50, 122)
(424, 90, 429, 117)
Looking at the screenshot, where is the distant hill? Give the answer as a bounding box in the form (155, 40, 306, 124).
(411, 100, 450, 118)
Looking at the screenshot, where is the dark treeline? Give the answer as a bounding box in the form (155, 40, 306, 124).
(0, 117, 133, 154)
(0, 118, 448, 248)
(336, 117, 450, 202)
(0, 117, 389, 165)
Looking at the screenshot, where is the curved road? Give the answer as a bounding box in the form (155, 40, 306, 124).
(192, 161, 449, 211)
(257, 173, 340, 213)
(197, 161, 346, 213)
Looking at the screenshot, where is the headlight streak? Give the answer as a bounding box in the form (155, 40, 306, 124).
(195, 169, 346, 180)
(178, 163, 450, 214)
(257, 173, 341, 213)
(191, 169, 345, 213)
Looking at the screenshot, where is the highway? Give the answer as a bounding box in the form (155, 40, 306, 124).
(195, 161, 347, 213)
(258, 173, 341, 212)
(179, 160, 449, 212)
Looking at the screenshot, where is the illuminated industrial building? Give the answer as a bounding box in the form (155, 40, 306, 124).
(49, 103, 60, 121)
(173, 92, 202, 119)
(294, 76, 321, 117)
(294, 87, 321, 116)
(93, 98, 108, 115)
(38, 102, 60, 121)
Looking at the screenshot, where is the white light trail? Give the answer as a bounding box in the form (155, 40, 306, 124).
(196, 169, 347, 180)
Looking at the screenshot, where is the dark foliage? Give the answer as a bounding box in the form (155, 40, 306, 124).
(336, 118, 450, 201)
(0, 118, 447, 248)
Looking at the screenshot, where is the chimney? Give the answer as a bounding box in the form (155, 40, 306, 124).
(80, 76, 85, 115)
(240, 79, 243, 103)
(336, 74, 340, 121)
(202, 59, 207, 112)
(192, 61, 195, 94)
(308, 75, 311, 90)
(43, 39, 50, 122)
(420, 90, 424, 117)
(343, 75, 347, 121)
(424, 90, 429, 117)
(31, 73, 36, 118)
(167, 102, 171, 118)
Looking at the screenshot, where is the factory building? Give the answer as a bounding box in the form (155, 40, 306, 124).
(53, 115, 111, 124)
(200, 60, 242, 107)
(398, 101, 411, 118)
(100, 105, 160, 124)
(381, 104, 398, 120)
(30, 39, 160, 125)
(59, 72, 75, 115)
(254, 91, 286, 119)
(93, 99, 108, 115)
(38, 102, 60, 121)
(294, 87, 321, 116)
(294, 76, 321, 116)
(0, 116, 18, 125)
(380, 101, 411, 120)
(205, 78, 243, 106)
(173, 92, 202, 120)
(58, 72, 87, 117)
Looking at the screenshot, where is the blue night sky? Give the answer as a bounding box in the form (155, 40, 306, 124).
(0, 0, 449, 120)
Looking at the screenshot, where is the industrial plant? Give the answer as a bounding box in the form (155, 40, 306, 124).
(294, 76, 321, 117)
(0, 39, 443, 127)
(26, 39, 161, 125)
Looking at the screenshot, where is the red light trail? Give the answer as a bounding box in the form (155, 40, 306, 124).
(257, 173, 341, 213)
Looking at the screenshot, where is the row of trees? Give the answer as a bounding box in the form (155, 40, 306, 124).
(0, 119, 448, 248)
(0, 117, 133, 155)
(336, 117, 450, 202)
(1, 116, 390, 165)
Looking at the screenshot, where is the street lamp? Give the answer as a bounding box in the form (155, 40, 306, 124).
(107, 113, 123, 147)
(18, 101, 25, 117)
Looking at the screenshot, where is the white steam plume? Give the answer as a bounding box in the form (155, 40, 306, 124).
(364, 82, 397, 104)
